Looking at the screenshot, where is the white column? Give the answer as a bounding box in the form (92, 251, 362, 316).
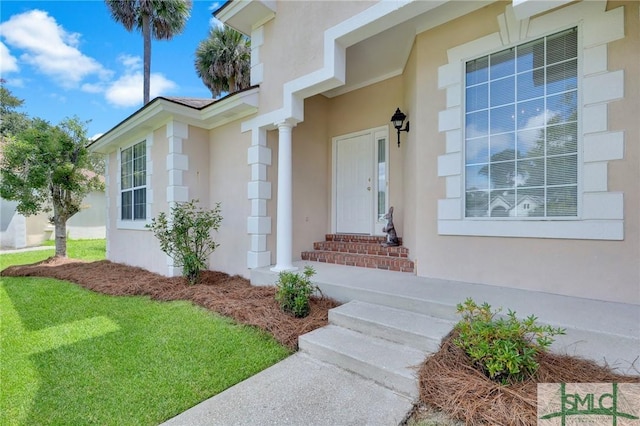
(271, 120, 297, 272)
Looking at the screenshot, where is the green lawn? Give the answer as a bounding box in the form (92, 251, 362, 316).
(0, 240, 291, 425)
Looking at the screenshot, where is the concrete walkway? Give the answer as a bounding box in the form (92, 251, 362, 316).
(162, 261, 639, 425)
(162, 353, 413, 426)
(0, 245, 53, 255)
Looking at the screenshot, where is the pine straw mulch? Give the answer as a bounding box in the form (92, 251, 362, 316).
(417, 330, 640, 426)
(5, 257, 639, 424)
(1, 257, 339, 351)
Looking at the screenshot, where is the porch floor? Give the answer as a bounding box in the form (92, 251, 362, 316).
(252, 260, 640, 375)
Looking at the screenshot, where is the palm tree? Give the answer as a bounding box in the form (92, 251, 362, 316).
(195, 25, 250, 98)
(105, 0, 192, 105)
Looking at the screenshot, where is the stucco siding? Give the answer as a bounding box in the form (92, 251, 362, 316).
(208, 120, 253, 277)
(258, 1, 375, 114)
(107, 126, 170, 275)
(183, 125, 210, 207)
(67, 191, 107, 239)
(291, 95, 330, 257)
(407, 1, 639, 304)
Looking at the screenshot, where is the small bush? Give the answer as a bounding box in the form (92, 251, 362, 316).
(275, 266, 319, 318)
(147, 200, 222, 284)
(453, 298, 565, 384)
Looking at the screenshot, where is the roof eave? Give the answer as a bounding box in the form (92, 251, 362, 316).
(89, 88, 259, 154)
(215, 0, 276, 36)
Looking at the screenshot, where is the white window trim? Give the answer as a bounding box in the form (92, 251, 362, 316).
(117, 133, 153, 230)
(437, 1, 625, 240)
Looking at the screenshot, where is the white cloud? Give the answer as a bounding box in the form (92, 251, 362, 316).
(118, 54, 142, 71)
(78, 54, 176, 107)
(105, 71, 177, 107)
(208, 2, 225, 28)
(5, 78, 25, 88)
(517, 109, 556, 147)
(81, 83, 105, 94)
(0, 10, 110, 87)
(0, 42, 19, 74)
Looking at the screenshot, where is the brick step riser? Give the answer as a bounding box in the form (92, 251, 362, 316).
(313, 242, 408, 257)
(301, 251, 414, 273)
(325, 234, 403, 245)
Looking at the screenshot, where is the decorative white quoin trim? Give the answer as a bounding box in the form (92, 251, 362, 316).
(250, 26, 265, 86)
(165, 120, 189, 277)
(104, 154, 110, 259)
(437, 1, 625, 241)
(247, 128, 273, 269)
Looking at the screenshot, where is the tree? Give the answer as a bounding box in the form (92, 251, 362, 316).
(195, 25, 250, 98)
(0, 117, 104, 257)
(105, 0, 192, 105)
(0, 79, 30, 138)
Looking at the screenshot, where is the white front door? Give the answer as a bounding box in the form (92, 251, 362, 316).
(335, 133, 374, 234)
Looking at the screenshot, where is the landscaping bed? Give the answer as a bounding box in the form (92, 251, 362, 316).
(2, 257, 338, 350)
(3, 255, 638, 425)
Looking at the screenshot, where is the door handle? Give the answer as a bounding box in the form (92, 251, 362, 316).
(367, 187, 371, 191)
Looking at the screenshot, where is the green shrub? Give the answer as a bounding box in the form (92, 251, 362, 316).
(453, 298, 565, 384)
(275, 266, 319, 318)
(147, 200, 222, 284)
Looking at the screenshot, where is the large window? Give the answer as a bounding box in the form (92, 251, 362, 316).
(464, 28, 578, 218)
(120, 141, 146, 220)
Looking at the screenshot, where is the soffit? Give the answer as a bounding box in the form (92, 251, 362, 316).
(217, 0, 276, 36)
(322, 1, 494, 98)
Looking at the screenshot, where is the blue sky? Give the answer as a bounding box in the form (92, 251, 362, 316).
(1, 0, 223, 139)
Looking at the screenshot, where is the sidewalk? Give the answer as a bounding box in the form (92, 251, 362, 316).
(0, 245, 53, 255)
(161, 353, 414, 426)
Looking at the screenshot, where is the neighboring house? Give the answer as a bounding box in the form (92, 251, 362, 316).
(0, 192, 107, 249)
(90, 0, 639, 305)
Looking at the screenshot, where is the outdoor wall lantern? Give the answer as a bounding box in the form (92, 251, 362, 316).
(391, 108, 409, 147)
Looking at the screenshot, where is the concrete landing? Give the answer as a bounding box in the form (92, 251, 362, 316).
(253, 261, 640, 375)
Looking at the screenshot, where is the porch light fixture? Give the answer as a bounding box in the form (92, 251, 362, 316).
(391, 108, 409, 147)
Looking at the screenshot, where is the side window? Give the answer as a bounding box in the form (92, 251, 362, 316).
(464, 28, 578, 219)
(120, 141, 146, 220)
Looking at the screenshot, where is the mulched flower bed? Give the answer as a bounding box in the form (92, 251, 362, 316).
(1, 257, 339, 350)
(4, 257, 638, 425)
(417, 331, 640, 425)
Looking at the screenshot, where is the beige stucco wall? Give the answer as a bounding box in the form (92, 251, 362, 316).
(183, 125, 210, 209)
(207, 119, 253, 277)
(258, 1, 375, 114)
(107, 126, 169, 275)
(405, 1, 639, 304)
(291, 95, 330, 257)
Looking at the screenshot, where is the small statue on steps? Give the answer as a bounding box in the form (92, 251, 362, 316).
(382, 206, 400, 247)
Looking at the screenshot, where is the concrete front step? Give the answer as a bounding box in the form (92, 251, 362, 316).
(252, 262, 640, 376)
(301, 250, 415, 273)
(313, 241, 409, 257)
(298, 324, 425, 399)
(329, 301, 454, 353)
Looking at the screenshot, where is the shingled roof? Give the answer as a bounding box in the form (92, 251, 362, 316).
(158, 97, 216, 110)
